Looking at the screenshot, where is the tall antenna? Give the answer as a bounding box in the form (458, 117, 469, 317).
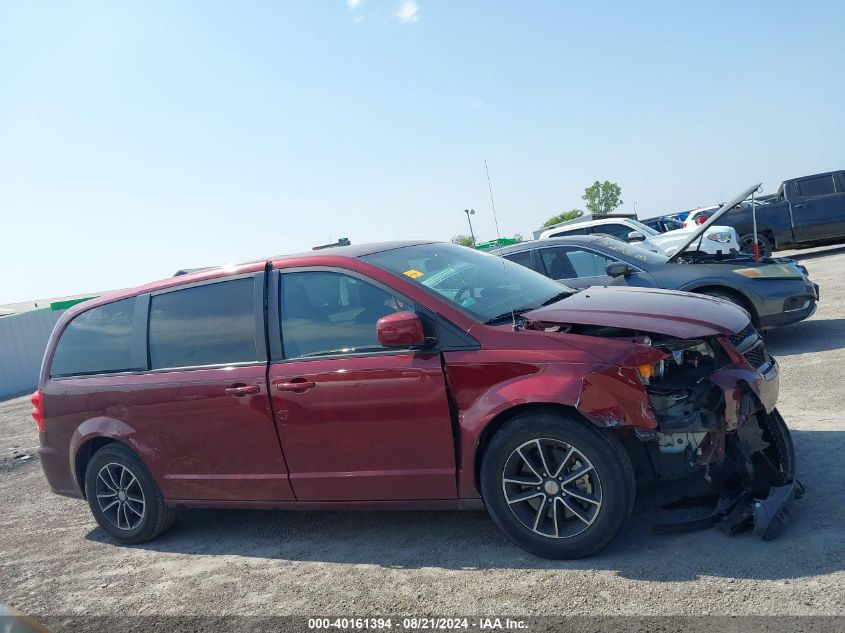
(484, 160, 518, 330)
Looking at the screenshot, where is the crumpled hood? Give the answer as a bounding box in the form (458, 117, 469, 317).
(523, 286, 750, 339)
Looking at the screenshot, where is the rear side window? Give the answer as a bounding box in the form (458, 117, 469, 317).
(50, 298, 138, 377)
(502, 250, 533, 270)
(148, 278, 256, 370)
(592, 223, 633, 240)
(548, 227, 587, 238)
(797, 175, 836, 197)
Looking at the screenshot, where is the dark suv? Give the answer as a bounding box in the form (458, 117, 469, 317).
(33, 242, 799, 558)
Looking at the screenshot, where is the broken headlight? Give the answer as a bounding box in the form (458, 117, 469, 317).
(638, 339, 716, 386)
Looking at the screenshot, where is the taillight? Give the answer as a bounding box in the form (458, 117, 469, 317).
(31, 390, 45, 433)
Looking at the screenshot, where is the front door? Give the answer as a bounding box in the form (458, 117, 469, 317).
(268, 269, 457, 501)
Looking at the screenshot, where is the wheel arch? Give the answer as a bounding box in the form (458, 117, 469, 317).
(472, 402, 598, 494)
(73, 437, 125, 498)
(685, 284, 760, 326)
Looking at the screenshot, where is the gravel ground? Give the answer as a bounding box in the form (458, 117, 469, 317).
(1, 246, 843, 621)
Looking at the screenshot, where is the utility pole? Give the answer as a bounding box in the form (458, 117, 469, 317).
(464, 209, 476, 245)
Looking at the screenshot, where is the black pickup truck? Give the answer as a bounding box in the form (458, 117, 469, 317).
(720, 171, 845, 257)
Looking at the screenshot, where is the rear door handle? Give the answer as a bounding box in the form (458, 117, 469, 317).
(224, 384, 261, 397)
(274, 379, 316, 392)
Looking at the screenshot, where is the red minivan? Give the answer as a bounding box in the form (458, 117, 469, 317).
(33, 241, 799, 558)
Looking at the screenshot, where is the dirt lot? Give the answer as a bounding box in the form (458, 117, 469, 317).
(1, 247, 844, 621)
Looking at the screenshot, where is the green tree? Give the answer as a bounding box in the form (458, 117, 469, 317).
(451, 234, 475, 247)
(543, 209, 583, 227)
(582, 181, 623, 215)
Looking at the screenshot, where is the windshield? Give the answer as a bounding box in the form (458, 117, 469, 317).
(592, 236, 669, 264)
(362, 243, 574, 322)
(626, 219, 660, 236)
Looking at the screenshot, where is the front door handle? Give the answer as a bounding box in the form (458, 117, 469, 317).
(274, 379, 316, 393)
(224, 384, 261, 397)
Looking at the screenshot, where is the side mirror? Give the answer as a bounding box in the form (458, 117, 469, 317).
(377, 311, 426, 348)
(605, 262, 632, 278)
(627, 231, 645, 242)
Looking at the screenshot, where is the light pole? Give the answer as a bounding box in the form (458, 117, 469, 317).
(464, 208, 476, 245)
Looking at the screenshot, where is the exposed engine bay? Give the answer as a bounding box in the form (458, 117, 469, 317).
(536, 320, 803, 540)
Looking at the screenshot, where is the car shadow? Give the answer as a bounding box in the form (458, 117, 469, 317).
(85, 430, 844, 582)
(765, 318, 845, 355)
(781, 245, 845, 261)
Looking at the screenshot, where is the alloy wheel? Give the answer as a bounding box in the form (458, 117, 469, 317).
(502, 438, 602, 539)
(95, 462, 146, 531)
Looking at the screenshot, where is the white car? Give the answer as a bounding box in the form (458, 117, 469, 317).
(539, 216, 738, 257)
(683, 206, 720, 229)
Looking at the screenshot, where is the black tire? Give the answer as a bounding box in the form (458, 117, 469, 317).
(480, 411, 635, 559)
(739, 233, 773, 258)
(84, 443, 176, 544)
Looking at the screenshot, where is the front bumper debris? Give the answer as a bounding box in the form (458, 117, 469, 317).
(652, 408, 802, 540)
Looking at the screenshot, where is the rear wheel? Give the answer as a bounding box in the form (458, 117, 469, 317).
(739, 233, 773, 258)
(84, 444, 175, 544)
(480, 411, 634, 559)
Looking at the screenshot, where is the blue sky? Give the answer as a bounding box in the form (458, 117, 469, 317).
(1, 1, 843, 303)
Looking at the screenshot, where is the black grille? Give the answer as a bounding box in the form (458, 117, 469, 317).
(726, 322, 769, 369)
(743, 342, 767, 368)
(727, 322, 756, 347)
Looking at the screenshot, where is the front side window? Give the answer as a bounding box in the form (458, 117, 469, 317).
(363, 243, 573, 323)
(50, 298, 138, 377)
(797, 175, 836, 197)
(280, 271, 407, 358)
(541, 247, 609, 278)
(148, 278, 256, 370)
(538, 247, 578, 279)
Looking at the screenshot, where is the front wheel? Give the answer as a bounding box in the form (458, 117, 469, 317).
(84, 443, 176, 544)
(480, 411, 635, 559)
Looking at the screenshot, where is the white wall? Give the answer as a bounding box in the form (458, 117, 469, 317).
(0, 310, 63, 399)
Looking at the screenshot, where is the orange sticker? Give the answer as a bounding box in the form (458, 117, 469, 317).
(403, 269, 424, 279)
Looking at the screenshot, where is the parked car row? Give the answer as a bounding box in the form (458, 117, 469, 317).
(644, 170, 845, 258)
(35, 224, 802, 558)
(495, 235, 818, 329)
(538, 214, 739, 258)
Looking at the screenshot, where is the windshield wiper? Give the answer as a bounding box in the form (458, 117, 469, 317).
(540, 291, 572, 306)
(484, 307, 535, 325)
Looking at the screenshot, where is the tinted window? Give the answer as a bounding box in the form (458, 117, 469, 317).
(539, 247, 577, 279)
(592, 223, 633, 240)
(797, 175, 836, 197)
(663, 218, 684, 231)
(548, 227, 587, 237)
(280, 271, 408, 358)
(542, 247, 609, 278)
(503, 250, 533, 270)
(51, 298, 138, 377)
(148, 278, 256, 369)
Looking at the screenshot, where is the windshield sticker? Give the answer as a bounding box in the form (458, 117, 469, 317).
(403, 269, 424, 279)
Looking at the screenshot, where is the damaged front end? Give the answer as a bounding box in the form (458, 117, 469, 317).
(539, 318, 802, 540)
